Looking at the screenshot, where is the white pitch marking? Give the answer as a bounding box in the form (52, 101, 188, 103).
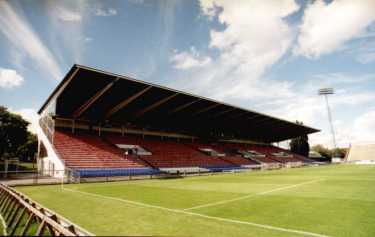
(184, 179, 324, 211)
(62, 185, 330, 237)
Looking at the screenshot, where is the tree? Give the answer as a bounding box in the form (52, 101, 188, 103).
(289, 121, 310, 157)
(310, 145, 347, 160)
(16, 133, 38, 162)
(311, 144, 332, 159)
(331, 147, 347, 158)
(0, 106, 35, 160)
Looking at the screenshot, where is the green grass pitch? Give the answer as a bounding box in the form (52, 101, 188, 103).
(16, 165, 375, 237)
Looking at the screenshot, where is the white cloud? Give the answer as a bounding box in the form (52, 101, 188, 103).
(265, 93, 375, 148)
(310, 109, 375, 148)
(355, 41, 375, 64)
(199, 0, 221, 19)
(76, 36, 93, 43)
(170, 47, 212, 70)
(295, 0, 375, 58)
(0, 1, 63, 80)
(94, 7, 117, 17)
(11, 108, 39, 134)
(47, 2, 87, 64)
(54, 6, 82, 21)
(0, 68, 24, 89)
(169, 1, 375, 149)
(311, 73, 375, 85)
(47, 3, 116, 64)
(351, 110, 375, 143)
(170, 0, 300, 101)
(84, 37, 93, 42)
(357, 52, 375, 64)
(248, 71, 375, 149)
(52, 3, 117, 20)
(129, 0, 145, 4)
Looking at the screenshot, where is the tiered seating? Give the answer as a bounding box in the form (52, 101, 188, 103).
(219, 142, 311, 164)
(268, 146, 313, 163)
(186, 142, 259, 166)
(220, 143, 279, 164)
(54, 128, 310, 175)
(219, 155, 259, 166)
(293, 154, 315, 163)
(249, 145, 302, 163)
(54, 130, 148, 169)
(280, 150, 315, 163)
(106, 135, 236, 169)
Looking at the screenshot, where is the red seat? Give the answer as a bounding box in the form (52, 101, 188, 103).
(53, 129, 309, 170)
(54, 130, 146, 169)
(186, 142, 259, 166)
(106, 135, 233, 168)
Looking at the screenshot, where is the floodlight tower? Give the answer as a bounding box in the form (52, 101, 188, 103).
(318, 88, 337, 152)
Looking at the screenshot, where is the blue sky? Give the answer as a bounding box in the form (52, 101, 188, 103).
(0, 0, 374, 147)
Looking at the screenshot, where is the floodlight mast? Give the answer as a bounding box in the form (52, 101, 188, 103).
(318, 88, 337, 152)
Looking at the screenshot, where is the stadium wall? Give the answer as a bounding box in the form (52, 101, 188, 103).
(37, 124, 65, 177)
(346, 143, 375, 164)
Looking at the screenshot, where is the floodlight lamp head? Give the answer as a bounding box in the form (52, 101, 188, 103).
(318, 88, 334, 95)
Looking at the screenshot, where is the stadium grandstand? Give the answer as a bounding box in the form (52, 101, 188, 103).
(346, 143, 375, 164)
(36, 64, 319, 179)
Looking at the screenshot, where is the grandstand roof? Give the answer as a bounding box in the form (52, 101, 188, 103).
(39, 64, 319, 143)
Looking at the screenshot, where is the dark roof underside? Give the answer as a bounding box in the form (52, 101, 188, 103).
(39, 64, 319, 143)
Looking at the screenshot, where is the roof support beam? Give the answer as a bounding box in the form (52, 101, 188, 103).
(134, 93, 179, 118)
(246, 114, 263, 121)
(250, 117, 272, 125)
(167, 98, 201, 115)
(262, 125, 299, 142)
(245, 117, 273, 131)
(105, 86, 152, 118)
(73, 77, 120, 118)
(270, 129, 292, 142)
(211, 108, 237, 118)
(40, 67, 80, 114)
(230, 111, 251, 119)
(191, 103, 220, 116)
(258, 119, 285, 128)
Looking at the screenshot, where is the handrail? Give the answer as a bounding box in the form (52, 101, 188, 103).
(0, 183, 93, 236)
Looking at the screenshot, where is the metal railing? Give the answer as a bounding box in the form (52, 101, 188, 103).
(0, 183, 93, 236)
(0, 161, 314, 186)
(0, 168, 85, 187)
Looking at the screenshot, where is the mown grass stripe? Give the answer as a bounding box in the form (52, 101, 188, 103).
(184, 179, 324, 211)
(63, 186, 331, 237)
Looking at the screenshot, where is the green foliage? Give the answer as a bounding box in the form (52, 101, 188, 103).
(0, 106, 37, 160)
(311, 145, 347, 159)
(311, 144, 332, 159)
(331, 147, 347, 158)
(289, 121, 310, 157)
(16, 133, 38, 161)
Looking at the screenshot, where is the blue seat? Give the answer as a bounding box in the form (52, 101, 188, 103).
(75, 168, 160, 178)
(202, 165, 245, 172)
